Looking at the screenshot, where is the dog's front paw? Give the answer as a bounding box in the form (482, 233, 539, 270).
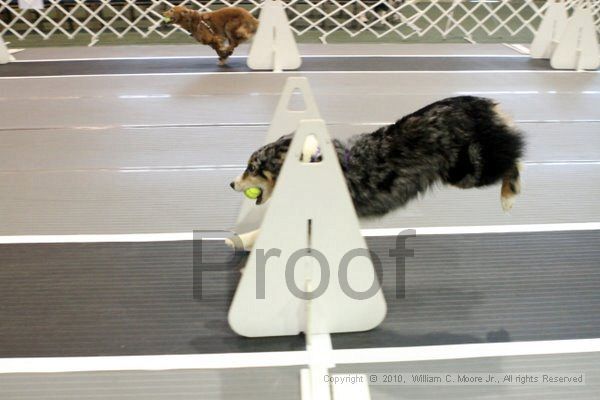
(224, 237, 236, 250)
(224, 236, 252, 252)
(225, 229, 259, 252)
(218, 58, 228, 66)
(224, 237, 245, 251)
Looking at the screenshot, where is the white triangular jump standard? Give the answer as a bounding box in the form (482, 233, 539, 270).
(530, 0, 568, 59)
(229, 80, 382, 400)
(247, 0, 301, 71)
(0, 36, 17, 64)
(551, 3, 599, 70)
(228, 119, 387, 337)
(235, 77, 321, 234)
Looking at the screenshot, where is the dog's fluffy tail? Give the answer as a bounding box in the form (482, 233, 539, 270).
(501, 162, 522, 212)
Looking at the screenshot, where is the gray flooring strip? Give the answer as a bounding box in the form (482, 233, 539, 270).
(0, 367, 301, 400)
(0, 163, 596, 235)
(2, 123, 598, 171)
(1, 57, 551, 77)
(0, 355, 597, 400)
(15, 43, 522, 60)
(335, 353, 600, 400)
(0, 230, 598, 357)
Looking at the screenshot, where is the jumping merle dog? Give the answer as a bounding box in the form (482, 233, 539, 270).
(230, 96, 525, 250)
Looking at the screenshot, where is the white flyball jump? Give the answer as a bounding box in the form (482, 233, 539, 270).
(235, 77, 320, 235)
(551, 3, 599, 70)
(247, 0, 301, 71)
(531, 0, 599, 70)
(530, 0, 568, 59)
(0, 36, 16, 65)
(228, 77, 383, 399)
(227, 80, 381, 400)
(228, 118, 387, 337)
(229, 77, 386, 339)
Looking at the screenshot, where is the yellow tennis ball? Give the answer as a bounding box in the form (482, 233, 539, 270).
(244, 187, 262, 200)
(163, 16, 172, 23)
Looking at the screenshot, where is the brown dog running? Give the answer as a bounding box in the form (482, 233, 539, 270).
(163, 6, 258, 65)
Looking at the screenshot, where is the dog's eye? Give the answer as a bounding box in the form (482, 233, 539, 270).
(247, 164, 256, 173)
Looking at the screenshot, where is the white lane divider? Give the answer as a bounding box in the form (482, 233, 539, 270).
(0, 222, 598, 244)
(1, 338, 599, 374)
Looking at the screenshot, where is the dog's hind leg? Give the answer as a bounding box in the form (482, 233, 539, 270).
(501, 162, 522, 212)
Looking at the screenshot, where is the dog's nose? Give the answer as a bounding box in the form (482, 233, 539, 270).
(230, 182, 235, 189)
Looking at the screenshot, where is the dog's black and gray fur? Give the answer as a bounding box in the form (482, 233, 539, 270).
(232, 96, 525, 218)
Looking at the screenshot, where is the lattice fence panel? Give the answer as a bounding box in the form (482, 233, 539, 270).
(0, 1, 599, 43)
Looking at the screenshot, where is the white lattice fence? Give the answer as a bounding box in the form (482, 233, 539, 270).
(0, 0, 599, 43)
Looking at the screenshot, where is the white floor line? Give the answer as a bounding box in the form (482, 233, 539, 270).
(526, 161, 600, 166)
(13, 54, 529, 63)
(1, 338, 598, 374)
(0, 222, 598, 244)
(1, 120, 598, 134)
(1, 70, 597, 80)
(0, 165, 245, 174)
(0, 351, 309, 374)
(332, 338, 600, 365)
(1, 161, 597, 175)
(0, 232, 194, 244)
(360, 222, 600, 237)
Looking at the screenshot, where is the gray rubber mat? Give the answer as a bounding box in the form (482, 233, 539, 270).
(0, 241, 304, 356)
(3, 89, 597, 131)
(0, 163, 597, 235)
(2, 123, 598, 171)
(0, 367, 301, 400)
(15, 43, 521, 61)
(0, 230, 598, 357)
(1, 56, 550, 77)
(333, 230, 600, 349)
(334, 353, 600, 399)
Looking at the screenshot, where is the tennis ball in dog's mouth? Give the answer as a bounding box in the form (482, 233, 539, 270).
(244, 187, 262, 200)
(163, 16, 172, 23)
